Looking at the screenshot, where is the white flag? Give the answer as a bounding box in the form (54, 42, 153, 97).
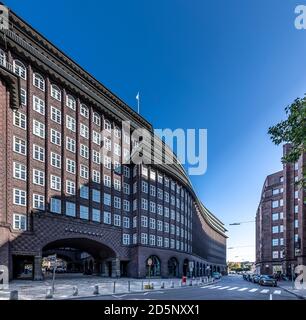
(136, 92, 140, 100)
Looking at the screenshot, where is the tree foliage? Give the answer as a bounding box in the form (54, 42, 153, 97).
(268, 97, 306, 187)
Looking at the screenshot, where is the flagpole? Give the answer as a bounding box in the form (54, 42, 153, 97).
(136, 92, 140, 114)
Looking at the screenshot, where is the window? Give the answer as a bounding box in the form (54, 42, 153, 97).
(123, 217, 130, 228)
(122, 234, 130, 245)
(150, 201, 156, 213)
(13, 111, 26, 129)
(150, 185, 156, 197)
(157, 220, 163, 231)
(114, 143, 121, 156)
(133, 234, 137, 244)
(66, 201, 76, 217)
(164, 222, 169, 233)
(33, 120, 45, 139)
(272, 213, 279, 221)
(114, 179, 121, 191)
(165, 192, 169, 203)
(0, 49, 5, 66)
(93, 170, 101, 183)
(280, 199, 283, 206)
(142, 166, 148, 177)
(164, 207, 169, 217)
(13, 162, 26, 181)
(80, 205, 89, 220)
(170, 224, 175, 234)
(171, 210, 175, 220)
(13, 136, 26, 155)
(33, 144, 44, 162)
(50, 129, 61, 146)
(114, 196, 121, 209)
(279, 212, 284, 219)
(50, 198, 61, 214)
(294, 234, 299, 242)
(33, 73, 45, 91)
(150, 170, 156, 181)
(20, 88, 27, 105)
(80, 124, 89, 139)
(157, 174, 163, 184)
(33, 96, 45, 115)
(80, 144, 89, 159)
(294, 162, 299, 170)
(50, 175, 61, 191)
(66, 137, 76, 153)
(280, 238, 284, 246)
(92, 209, 101, 222)
(103, 211, 111, 224)
(272, 251, 279, 259)
(141, 216, 148, 227)
(272, 239, 279, 246)
(294, 205, 299, 213)
(66, 180, 76, 195)
(80, 185, 89, 199)
(66, 159, 76, 174)
(164, 238, 169, 248)
(141, 198, 148, 210)
(80, 104, 89, 118)
(80, 165, 89, 179)
(33, 194, 45, 210)
(133, 216, 137, 228)
(104, 119, 111, 132)
(103, 155, 111, 169)
(149, 235, 156, 246)
(149, 218, 156, 229)
(51, 84, 61, 101)
(104, 193, 111, 206)
(66, 115, 76, 132)
(51, 152, 61, 168)
(66, 95, 76, 110)
(93, 150, 101, 164)
(92, 189, 101, 203)
(93, 131, 101, 145)
(93, 112, 101, 126)
(124, 133, 130, 145)
(165, 178, 169, 187)
(272, 200, 279, 208)
(157, 205, 163, 215)
(13, 214, 27, 231)
(141, 233, 148, 245)
(157, 189, 163, 200)
(33, 169, 45, 186)
(13, 60, 26, 79)
(123, 166, 130, 178)
(114, 214, 121, 226)
(51, 106, 61, 124)
(280, 225, 284, 232)
(13, 189, 26, 206)
(104, 175, 111, 187)
(170, 239, 175, 249)
(114, 127, 121, 138)
(104, 137, 112, 151)
(280, 176, 284, 183)
(295, 191, 299, 199)
(123, 183, 130, 195)
(142, 181, 148, 193)
(114, 161, 121, 174)
(157, 236, 163, 247)
(295, 219, 299, 228)
(123, 200, 130, 212)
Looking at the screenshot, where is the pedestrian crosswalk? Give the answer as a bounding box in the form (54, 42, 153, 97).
(201, 285, 282, 295)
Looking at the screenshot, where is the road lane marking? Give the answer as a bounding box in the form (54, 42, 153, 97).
(249, 288, 258, 292)
(260, 289, 269, 294)
(218, 286, 230, 290)
(238, 288, 248, 291)
(227, 287, 239, 291)
(208, 285, 221, 289)
(273, 290, 281, 295)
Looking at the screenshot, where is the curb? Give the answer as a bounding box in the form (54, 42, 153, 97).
(278, 286, 306, 300)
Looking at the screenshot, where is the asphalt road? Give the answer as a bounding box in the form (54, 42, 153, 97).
(80, 275, 300, 300)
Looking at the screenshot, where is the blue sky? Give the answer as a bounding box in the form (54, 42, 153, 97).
(5, 0, 306, 262)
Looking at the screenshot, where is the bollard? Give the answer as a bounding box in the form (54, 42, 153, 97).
(141, 281, 144, 291)
(113, 281, 116, 294)
(45, 288, 53, 299)
(189, 280, 193, 286)
(160, 282, 165, 289)
(72, 286, 78, 296)
(9, 290, 18, 300)
(170, 281, 174, 288)
(151, 283, 154, 290)
(128, 281, 131, 292)
(93, 285, 99, 295)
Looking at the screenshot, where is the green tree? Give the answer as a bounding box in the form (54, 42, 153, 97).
(268, 97, 306, 187)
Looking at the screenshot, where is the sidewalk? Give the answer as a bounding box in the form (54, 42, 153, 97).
(277, 282, 306, 300)
(0, 275, 215, 300)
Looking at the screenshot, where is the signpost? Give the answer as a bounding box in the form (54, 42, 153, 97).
(147, 258, 153, 287)
(49, 254, 57, 293)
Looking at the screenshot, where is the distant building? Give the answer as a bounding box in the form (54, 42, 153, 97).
(256, 144, 306, 275)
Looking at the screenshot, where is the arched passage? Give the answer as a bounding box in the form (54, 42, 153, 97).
(168, 257, 179, 277)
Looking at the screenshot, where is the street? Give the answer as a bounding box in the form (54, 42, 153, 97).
(79, 275, 301, 300)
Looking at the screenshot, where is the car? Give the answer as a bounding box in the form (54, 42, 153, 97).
(259, 275, 277, 287)
(251, 274, 260, 283)
(212, 272, 222, 279)
(55, 266, 66, 273)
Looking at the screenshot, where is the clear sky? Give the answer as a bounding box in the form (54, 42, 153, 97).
(4, 0, 306, 262)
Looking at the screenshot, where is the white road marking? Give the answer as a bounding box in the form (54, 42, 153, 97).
(227, 287, 239, 291)
(249, 288, 258, 292)
(238, 288, 248, 291)
(218, 286, 230, 290)
(273, 290, 281, 295)
(260, 289, 269, 294)
(208, 285, 221, 289)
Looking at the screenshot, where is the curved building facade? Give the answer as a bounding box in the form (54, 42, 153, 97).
(0, 7, 227, 280)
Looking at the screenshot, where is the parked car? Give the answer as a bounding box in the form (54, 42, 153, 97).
(251, 274, 260, 283)
(55, 266, 67, 273)
(259, 275, 277, 287)
(212, 272, 222, 279)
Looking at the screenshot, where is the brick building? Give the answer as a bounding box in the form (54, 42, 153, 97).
(0, 6, 227, 280)
(256, 144, 306, 276)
